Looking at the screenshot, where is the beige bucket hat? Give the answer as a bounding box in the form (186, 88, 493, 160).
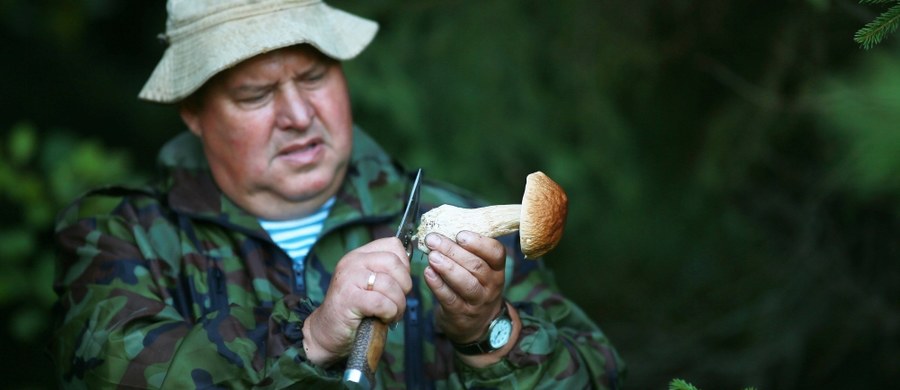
(138, 0, 378, 103)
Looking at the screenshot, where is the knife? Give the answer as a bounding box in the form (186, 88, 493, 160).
(343, 168, 423, 389)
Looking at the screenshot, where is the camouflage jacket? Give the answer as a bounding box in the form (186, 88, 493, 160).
(52, 127, 624, 389)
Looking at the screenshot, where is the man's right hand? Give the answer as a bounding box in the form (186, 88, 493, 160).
(300, 237, 412, 367)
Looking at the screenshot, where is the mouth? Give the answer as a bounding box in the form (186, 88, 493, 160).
(279, 139, 321, 155)
(276, 138, 325, 165)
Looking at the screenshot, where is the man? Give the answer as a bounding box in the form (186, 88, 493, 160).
(51, 1, 624, 388)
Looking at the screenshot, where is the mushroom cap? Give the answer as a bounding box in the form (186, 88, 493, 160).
(519, 171, 568, 259)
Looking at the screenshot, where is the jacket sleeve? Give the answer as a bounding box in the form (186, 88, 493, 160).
(456, 238, 626, 389)
(50, 195, 341, 389)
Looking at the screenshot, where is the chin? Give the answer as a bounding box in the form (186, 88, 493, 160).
(284, 170, 341, 200)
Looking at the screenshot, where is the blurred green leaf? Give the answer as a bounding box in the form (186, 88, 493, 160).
(816, 53, 900, 199)
(44, 133, 137, 203)
(806, 0, 830, 12)
(8, 122, 37, 166)
(1, 173, 51, 226)
(0, 228, 35, 263)
(10, 306, 48, 342)
(24, 200, 54, 228)
(0, 262, 29, 303)
(31, 251, 57, 306)
(0, 159, 15, 191)
(47, 1, 87, 48)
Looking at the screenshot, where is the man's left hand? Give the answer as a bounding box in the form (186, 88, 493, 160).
(422, 231, 508, 347)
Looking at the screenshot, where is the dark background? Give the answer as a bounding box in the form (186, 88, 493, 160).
(2, 1, 898, 389)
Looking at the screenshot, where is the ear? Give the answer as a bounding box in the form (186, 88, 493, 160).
(179, 103, 203, 137)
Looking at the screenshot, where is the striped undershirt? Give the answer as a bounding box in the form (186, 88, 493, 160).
(258, 197, 336, 290)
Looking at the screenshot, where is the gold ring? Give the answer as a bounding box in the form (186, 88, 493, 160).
(366, 272, 376, 291)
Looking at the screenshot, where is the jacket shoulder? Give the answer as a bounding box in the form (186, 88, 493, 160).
(55, 185, 163, 232)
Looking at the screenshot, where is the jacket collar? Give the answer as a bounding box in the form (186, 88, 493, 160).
(157, 127, 409, 238)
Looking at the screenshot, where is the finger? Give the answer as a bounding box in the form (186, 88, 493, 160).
(425, 233, 483, 273)
(426, 233, 494, 285)
(361, 237, 410, 267)
(356, 280, 406, 323)
(424, 233, 473, 265)
(361, 294, 403, 324)
(361, 271, 408, 317)
(456, 230, 506, 271)
(426, 248, 485, 304)
(366, 252, 413, 294)
(423, 266, 460, 310)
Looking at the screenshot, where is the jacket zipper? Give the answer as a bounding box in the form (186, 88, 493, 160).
(405, 280, 425, 389)
(293, 259, 306, 296)
(212, 266, 225, 310)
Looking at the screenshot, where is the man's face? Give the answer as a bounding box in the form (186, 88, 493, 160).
(181, 45, 353, 219)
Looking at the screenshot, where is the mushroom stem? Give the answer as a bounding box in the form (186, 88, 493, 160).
(415, 204, 522, 253)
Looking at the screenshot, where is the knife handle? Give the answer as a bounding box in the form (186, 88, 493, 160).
(343, 317, 387, 389)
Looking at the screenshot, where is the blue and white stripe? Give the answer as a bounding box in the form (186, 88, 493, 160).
(259, 197, 336, 289)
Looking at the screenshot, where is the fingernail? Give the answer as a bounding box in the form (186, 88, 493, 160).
(429, 252, 445, 267)
(424, 266, 437, 280)
(426, 233, 441, 248)
(457, 230, 475, 244)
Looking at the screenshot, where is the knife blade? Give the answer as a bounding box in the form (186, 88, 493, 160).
(343, 169, 423, 389)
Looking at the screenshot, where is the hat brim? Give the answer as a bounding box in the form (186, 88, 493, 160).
(138, 2, 377, 103)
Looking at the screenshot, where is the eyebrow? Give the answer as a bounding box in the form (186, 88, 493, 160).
(229, 80, 274, 94)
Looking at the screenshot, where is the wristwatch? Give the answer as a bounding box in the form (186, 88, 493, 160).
(452, 302, 513, 355)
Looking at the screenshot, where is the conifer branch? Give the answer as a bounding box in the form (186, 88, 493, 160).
(668, 378, 759, 390)
(669, 379, 700, 390)
(854, 2, 900, 49)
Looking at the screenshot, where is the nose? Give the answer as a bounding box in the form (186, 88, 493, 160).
(275, 85, 314, 130)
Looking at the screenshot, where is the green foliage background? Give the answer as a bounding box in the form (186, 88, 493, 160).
(2, 1, 898, 388)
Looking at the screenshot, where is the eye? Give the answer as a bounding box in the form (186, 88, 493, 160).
(236, 90, 272, 106)
(298, 66, 329, 87)
(240, 95, 264, 103)
(306, 71, 326, 82)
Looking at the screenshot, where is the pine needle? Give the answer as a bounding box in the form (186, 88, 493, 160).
(855, 3, 900, 49)
(669, 379, 700, 390)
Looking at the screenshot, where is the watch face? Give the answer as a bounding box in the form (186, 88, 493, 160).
(489, 318, 513, 349)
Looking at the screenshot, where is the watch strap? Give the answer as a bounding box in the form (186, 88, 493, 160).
(452, 302, 511, 356)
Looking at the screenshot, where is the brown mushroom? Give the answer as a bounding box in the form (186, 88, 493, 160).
(415, 171, 568, 259)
